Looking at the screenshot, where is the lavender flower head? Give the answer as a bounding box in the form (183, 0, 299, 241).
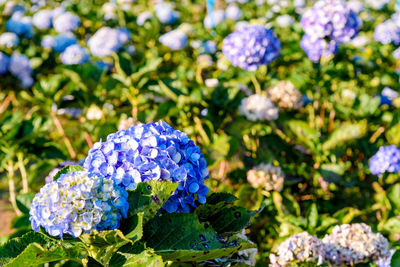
(41, 35, 55, 49)
(0, 32, 19, 48)
(226, 4, 242, 21)
(53, 12, 80, 33)
(369, 145, 400, 176)
(84, 121, 209, 213)
(374, 20, 400, 45)
(222, 25, 280, 71)
(6, 11, 33, 37)
(9, 53, 33, 87)
(53, 33, 77, 52)
(239, 94, 279, 121)
(137, 11, 153, 26)
(0, 52, 10, 75)
(32, 9, 53, 30)
(204, 10, 226, 29)
(159, 29, 188, 50)
(322, 223, 390, 265)
(269, 232, 327, 266)
(300, 34, 338, 63)
(155, 3, 179, 24)
(88, 27, 126, 57)
(60, 44, 90, 65)
(30, 171, 129, 238)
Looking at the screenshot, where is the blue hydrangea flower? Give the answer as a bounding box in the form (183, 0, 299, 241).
(53, 33, 77, 52)
(0, 32, 19, 48)
(159, 29, 188, 50)
(84, 121, 209, 213)
(137, 11, 153, 26)
(32, 9, 53, 30)
(0, 52, 10, 75)
(30, 171, 129, 238)
(226, 4, 242, 21)
(60, 44, 90, 65)
(9, 53, 33, 87)
(116, 27, 131, 44)
(300, 34, 338, 63)
(88, 27, 125, 57)
(374, 20, 400, 45)
(155, 3, 179, 24)
(300, 0, 360, 61)
(380, 87, 399, 106)
(204, 9, 226, 29)
(41, 35, 55, 49)
(369, 145, 400, 176)
(222, 24, 281, 71)
(53, 12, 80, 33)
(6, 11, 33, 37)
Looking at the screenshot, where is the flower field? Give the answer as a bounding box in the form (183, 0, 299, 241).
(1, 0, 400, 266)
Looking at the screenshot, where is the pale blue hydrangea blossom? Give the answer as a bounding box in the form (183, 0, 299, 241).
(155, 3, 179, 24)
(6, 11, 33, 37)
(137, 11, 153, 26)
(41, 35, 55, 49)
(9, 53, 33, 87)
(53, 33, 77, 52)
(32, 9, 53, 29)
(226, 4, 242, 21)
(159, 29, 188, 50)
(53, 12, 80, 33)
(0, 52, 10, 75)
(60, 44, 90, 65)
(30, 171, 129, 238)
(0, 32, 19, 48)
(84, 121, 209, 213)
(369, 145, 400, 176)
(88, 27, 128, 57)
(204, 9, 226, 29)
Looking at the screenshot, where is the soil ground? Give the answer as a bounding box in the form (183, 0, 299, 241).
(0, 199, 15, 236)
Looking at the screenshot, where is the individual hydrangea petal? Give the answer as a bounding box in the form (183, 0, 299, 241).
(369, 145, 400, 176)
(60, 44, 90, 65)
(239, 94, 279, 121)
(222, 25, 281, 71)
(84, 121, 209, 213)
(30, 171, 128, 238)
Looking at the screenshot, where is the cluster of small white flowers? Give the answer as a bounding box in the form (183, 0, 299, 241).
(267, 81, 303, 110)
(269, 232, 327, 266)
(86, 105, 103, 121)
(322, 223, 390, 266)
(239, 94, 279, 121)
(247, 163, 284, 192)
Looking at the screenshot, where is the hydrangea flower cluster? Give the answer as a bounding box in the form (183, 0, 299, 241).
(53, 12, 80, 33)
(30, 171, 129, 238)
(137, 11, 153, 26)
(53, 33, 77, 52)
(300, 0, 360, 62)
(222, 25, 281, 71)
(369, 145, 400, 176)
(267, 81, 303, 110)
(6, 11, 33, 37)
(322, 223, 390, 265)
(247, 163, 284, 192)
(204, 10, 226, 29)
(239, 94, 279, 121)
(0, 52, 10, 75)
(374, 18, 400, 45)
(60, 44, 89, 65)
(380, 87, 399, 106)
(88, 27, 130, 57)
(155, 3, 179, 24)
(159, 29, 188, 50)
(9, 53, 33, 87)
(84, 121, 209, 213)
(269, 232, 327, 266)
(0, 32, 19, 48)
(32, 9, 53, 30)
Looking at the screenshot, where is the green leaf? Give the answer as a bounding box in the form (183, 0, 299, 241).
(307, 203, 318, 230)
(130, 58, 163, 82)
(16, 193, 35, 214)
(53, 165, 84, 181)
(322, 121, 367, 151)
(0, 231, 87, 266)
(110, 243, 164, 267)
(391, 250, 400, 267)
(285, 120, 319, 152)
(127, 180, 178, 222)
(206, 193, 237, 205)
(143, 213, 255, 262)
(387, 123, 400, 147)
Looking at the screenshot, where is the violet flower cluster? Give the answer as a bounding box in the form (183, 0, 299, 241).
(88, 27, 131, 57)
(300, 0, 360, 62)
(222, 24, 281, 71)
(369, 145, 400, 176)
(84, 121, 209, 213)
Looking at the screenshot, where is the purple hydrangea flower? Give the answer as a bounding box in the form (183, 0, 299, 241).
(116, 27, 131, 44)
(159, 29, 188, 50)
(41, 35, 55, 49)
(0, 32, 19, 48)
(9, 53, 33, 87)
(6, 11, 33, 37)
(30, 171, 129, 238)
(84, 121, 210, 213)
(155, 3, 179, 24)
(369, 145, 400, 176)
(32, 9, 53, 30)
(0, 52, 10, 75)
(53, 33, 77, 52)
(226, 4, 242, 21)
(374, 20, 400, 45)
(53, 12, 80, 33)
(60, 44, 90, 65)
(88, 27, 125, 57)
(300, 0, 360, 61)
(300, 34, 338, 63)
(222, 24, 281, 71)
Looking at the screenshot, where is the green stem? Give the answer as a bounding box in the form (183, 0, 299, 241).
(251, 75, 262, 95)
(103, 244, 117, 265)
(17, 153, 28, 193)
(7, 161, 21, 216)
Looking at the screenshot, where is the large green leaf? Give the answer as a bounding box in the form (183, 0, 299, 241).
(0, 231, 87, 266)
(110, 243, 164, 267)
(143, 213, 255, 262)
(53, 165, 84, 181)
(391, 250, 400, 267)
(322, 121, 367, 151)
(16, 193, 35, 214)
(127, 180, 178, 222)
(285, 120, 319, 152)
